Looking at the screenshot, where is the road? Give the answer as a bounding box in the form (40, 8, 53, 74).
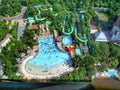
(0, 6, 27, 21)
(17, 23, 26, 40)
(94, 8, 111, 40)
(0, 6, 27, 40)
(77, 13, 81, 33)
(95, 10, 108, 31)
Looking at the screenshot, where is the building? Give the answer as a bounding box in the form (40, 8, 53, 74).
(28, 25, 38, 30)
(54, 30, 59, 38)
(0, 64, 3, 76)
(90, 17, 110, 42)
(111, 14, 120, 42)
(67, 45, 75, 58)
(75, 48, 82, 55)
(27, 17, 35, 23)
(94, 31, 110, 42)
(90, 17, 98, 34)
(80, 11, 85, 19)
(0, 34, 12, 52)
(17, 21, 26, 40)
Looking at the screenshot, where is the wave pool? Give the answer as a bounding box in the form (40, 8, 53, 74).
(25, 37, 72, 75)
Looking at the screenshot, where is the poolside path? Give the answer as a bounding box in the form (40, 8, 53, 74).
(20, 54, 74, 79)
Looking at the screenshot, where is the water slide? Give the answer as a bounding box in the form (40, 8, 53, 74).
(34, 5, 46, 21)
(74, 27, 87, 42)
(62, 13, 87, 42)
(62, 13, 74, 35)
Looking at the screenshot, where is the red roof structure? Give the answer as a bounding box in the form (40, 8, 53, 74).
(83, 50, 88, 53)
(67, 47, 74, 52)
(28, 25, 38, 30)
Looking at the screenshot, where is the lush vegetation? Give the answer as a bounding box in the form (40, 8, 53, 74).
(0, 21, 8, 41)
(100, 13, 108, 22)
(1, 39, 27, 79)
(0, 0, 21, 17)
(0, 0, 120, 81)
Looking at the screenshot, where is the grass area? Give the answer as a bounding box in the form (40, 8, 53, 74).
(100, 13, 108, 22)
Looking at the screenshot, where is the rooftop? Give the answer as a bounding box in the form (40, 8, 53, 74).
(28, 25, 38, 30)
(75, 48, 82, 55)
(28, 17, 34, 20)
(90, 17, 97, 30)
(115, 15, 120, 27)
(94, 31, 110, 42)
(0, 34, 11, 45)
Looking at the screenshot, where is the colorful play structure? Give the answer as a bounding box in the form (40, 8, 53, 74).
(62, 13, 89, 56)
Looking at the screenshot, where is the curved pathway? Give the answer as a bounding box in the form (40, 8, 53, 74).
(20, 54, 74, 79)
(0, 6, 27, 21)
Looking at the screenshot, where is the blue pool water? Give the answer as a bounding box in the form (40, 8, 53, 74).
(28, 37, 71, 66)
(62, 36, 73, 45)
(105, 70, 119, 78)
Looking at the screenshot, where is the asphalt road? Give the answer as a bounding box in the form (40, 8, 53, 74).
(0, 6, 27, 21)
(94, 9, 111, 40)
(95, 9, 108, 31)
(17, 24, 26, 40)
(77, 13, 81, 33)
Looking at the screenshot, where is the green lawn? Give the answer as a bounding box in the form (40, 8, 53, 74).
(100, 13, 108, 22)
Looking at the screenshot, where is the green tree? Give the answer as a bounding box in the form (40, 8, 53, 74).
(109, 57, 119, 69)
(21, 29, 35, 48)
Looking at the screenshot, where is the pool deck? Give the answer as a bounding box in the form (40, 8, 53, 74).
(20, 54, 74, 79)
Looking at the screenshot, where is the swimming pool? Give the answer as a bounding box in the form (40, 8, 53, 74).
(26, 37, 71, 67)
(105, 69, 119, 78)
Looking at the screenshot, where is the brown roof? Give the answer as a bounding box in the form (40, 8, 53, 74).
(90, 17, 97, 30)
(115, 15, 120, 27)
(0, 34, 11, 45)
(28, 25, 38, 30)
(92, 77, 120, 90)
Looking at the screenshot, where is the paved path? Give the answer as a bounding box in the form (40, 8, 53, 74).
(17, 22, 26, 40)
(77, 13, 81, 33)
(94, 9, 108, 31)
(20, 54, 74, 79)
(0, 6, 27, 21)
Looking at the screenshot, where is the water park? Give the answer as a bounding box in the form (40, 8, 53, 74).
(21, 24, 74, 79)
(20, 4, 89, 79)
(61, 13, 89, 56)
(25, 37, 72, 75)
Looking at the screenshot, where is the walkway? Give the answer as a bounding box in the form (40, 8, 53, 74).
(94, 8, 111, 41)
(17, 20, 26, 40)
(0, 6, 26, 21)
(20, 54, 74, 79)
(39, 24, 53, 38)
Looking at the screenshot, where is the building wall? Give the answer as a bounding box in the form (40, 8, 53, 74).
(111, 26, 120, 41)
(91, 29, 98, 34)
(111, 26, 119, 35)
(0, 35, 11, 52)
(0, 38, 10, 48)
